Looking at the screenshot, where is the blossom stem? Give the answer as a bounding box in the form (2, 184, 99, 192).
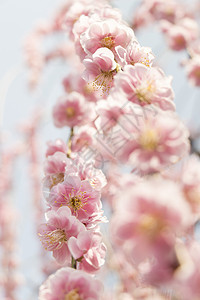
(67, 127, 74, 158)
(71, 256, 77, 269)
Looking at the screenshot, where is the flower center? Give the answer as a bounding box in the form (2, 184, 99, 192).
(138, 214, 163, 239)
(101, 36, 115, 49)
(50, 173, 64, 189)
(65, 289, 81, 300)
(39, 229, 67, 251)
(84, 82, 94, 94)
(135, 81, 155, 104)
(69, 196, 84, 212)
(139, 128, 159, 151)
(195, 68, 200, 78)
(66, 107, 76, 118)
(140, 57, 151, 68)
(92, 65, 120, 95)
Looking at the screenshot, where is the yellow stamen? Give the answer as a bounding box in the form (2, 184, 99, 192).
(66, 107, 76, 118)
(39, 229, 67, 250)
(138, 214, 163, 239)
(101, 36, 115, 49)
(69, 196, 84, 212)
(139, 128, 159, 151)
(92, 64, 121, 95)
(65, 289, 81, 300)
(136, 81, 155, 104)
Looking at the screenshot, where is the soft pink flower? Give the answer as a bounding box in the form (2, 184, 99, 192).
(39, 267, 103, 300)
(53, 91, 96, 128)
(38, 206, 85, 264)
(46, 139, 68, 157)
(161, 18, 199, 51)
(115, 42, 154, 68)
(83, 47, 121, 94)
(63, 73, 99, 102)
(116, 107, 189, 173)
(162, 24, 189, 51)
(43, 152, 75, 198)
(80, 19, 135, 55)
(64, 2, 91, 37)
(73, 14, 98, 60)
(48, 175, 102, 224)
(148, 0, 186, 22)
(96, 95, 128, 132)
(112, 64, 175, 111)
(111, 179, 192, 264)
(69, 229, 106, 273)
(71, 155, 107, 191)
(72, 4, 122, 60)
(44, 152, 70, 176)
(71, 125, 97, 152)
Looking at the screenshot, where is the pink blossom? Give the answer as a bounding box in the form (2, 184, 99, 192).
(95, 95, 128, 132)
(53, 91, 96, 128)
(80, 19, 135, 55)
(73, 14, 97, 60)
(64, 2, 91, 37)
(83, 47, 120, 94)
(44, 152, 70, 176)
(112, 64, 175, 111)
(39, 267, 103, 300)
(148, 0, 186, 22)
(63, 73, 99, 102)
(115, 42, 154, 68)
(68, 229, 106, 273)
(48, 175, 102, 224)
(161, 18, 199, 51)
(71, 125, 97, 152)
(116, 107, 189, 173)
(43, 152, 74, 197)
(64, 1, 114, 38)
(46, 139, 68, 157)
(111, 179, 192, 264)
(71, 155, 107, 191)
(38, 206, 85, 264)
(161, 23, 189, 51)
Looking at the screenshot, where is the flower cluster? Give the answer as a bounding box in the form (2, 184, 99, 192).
(132, 0, 200, 87)
(40, 144, 107, 269)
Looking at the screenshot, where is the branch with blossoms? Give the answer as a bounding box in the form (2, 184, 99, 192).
(132, 0, 200, 88)
(23, 0, 200, 299)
